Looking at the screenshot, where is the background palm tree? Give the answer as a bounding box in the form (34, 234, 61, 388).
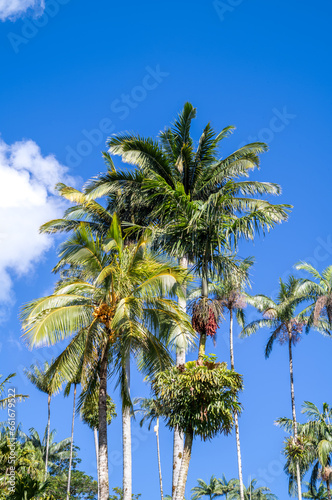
(137, 397, 164, 500)
(302, 402, 332, 500)
(228, 478, 277, 499)
(24, 361, 62, 480)
(295, 262, 332, 330)
(243, 276, 308, 500)
(218, 475, 238, 500)
(207, 258, 253, 500)
(303, 481, 328, 499)
(25, 427, 71, 468)
(191, 475, 228, 499)
(0, 373, 28, 408)
(63, 374, 80, 500)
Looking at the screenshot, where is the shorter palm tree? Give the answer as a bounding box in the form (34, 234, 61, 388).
(0, 373, 28, 408)
(191, 475, 228, 499)
(302, 402, 332, 500)
(295, 262, 332, 330)
(26, 427, 72, 469)
(228, 478, 277, 499)
(243, 276, 308, 500)
(24, 361, 63, 480)
(137, 397, 164, 500)
(303, 481, 328, 499)
(218, 475, 238, 500)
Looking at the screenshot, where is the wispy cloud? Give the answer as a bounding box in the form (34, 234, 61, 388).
(0, 0, 45, 21)
(0, 137, 75, 309)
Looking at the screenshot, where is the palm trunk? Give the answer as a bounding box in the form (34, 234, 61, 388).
(44, 393, 51, 481)
(327, 479, 331, 500)
(155, 417, 164, 500)
(288, 333, 302, 500)
(229, 309, 244, 500)
(172, 256, 187, 497)
(174, 429, 193, 500)
(198, 271, 209, 360)
(99, 345, 110, 500)
(66, 383, 77, 500)
(123, 356, 132, 500)
(94, 427, 99, 500)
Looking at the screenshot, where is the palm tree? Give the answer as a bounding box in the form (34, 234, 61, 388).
(137, 397, 164, 500)
(303, 481, 328, 499)
(26, 427, 72, 468)
(24, 361, 62, 480)
(63, 375, 80, 500)
(0, 373, 28, 408)
(295, 262, 332, 329)
(228, 478, 277, 499)
(21, 216, 193, 500)
(218, 475, 238, 500)
(207, 258, 253, 500)
(302, 402, 332, 500)
(191, 475, 227, 499)
(243, 276, 308, 500)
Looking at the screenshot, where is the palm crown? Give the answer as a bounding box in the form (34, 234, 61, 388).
(85, 102, 291, 263)
(295, 262, 332, 330)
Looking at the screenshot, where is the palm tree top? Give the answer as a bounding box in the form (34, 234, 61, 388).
(295, 261, 332, 329)
(191, 475, 228, 499)
(243, 275, 308, 357)
(24, 361, 63, 397)
(85, 102, 291, 252)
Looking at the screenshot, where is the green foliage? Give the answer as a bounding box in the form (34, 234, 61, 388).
(191, 475, 228, 499)
(295, 261, 332, 332)
(276, 402, 332, 494)
(0, 373, 28, 409)
(21, 218, 194, 405)
(108, 486, 141, 500)
(153, 356, 242, 440)
(243, 275, 309, 357)
(0, 424, 98, 500)
(45, 467, 98, 499)
(228, 478, 278, 499)
(302, 481, 328, 499)
(80, 393, 116, 430)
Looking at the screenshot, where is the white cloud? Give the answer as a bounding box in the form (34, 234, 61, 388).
(0, 0, 45, 21)
(0, 137, 76, 307)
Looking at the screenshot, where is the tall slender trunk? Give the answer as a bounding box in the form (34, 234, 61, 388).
(94, 427, 99, 500)
(288, 332, 302, 500)
(229, 309, 244, 500)
(327, 479, 331, 500)
(154, 417, 164, 500)
(99, 344, 110, 500)
(198, 271, 209, 360)
(66, 383, 77, 500)
(123, 357, 132, 500)
(44, 394, 51, 481)
(172, 256, 187, 497)
(174, 430, 193, 500)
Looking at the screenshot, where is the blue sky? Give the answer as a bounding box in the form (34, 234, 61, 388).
(1, 0, 332, 497)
